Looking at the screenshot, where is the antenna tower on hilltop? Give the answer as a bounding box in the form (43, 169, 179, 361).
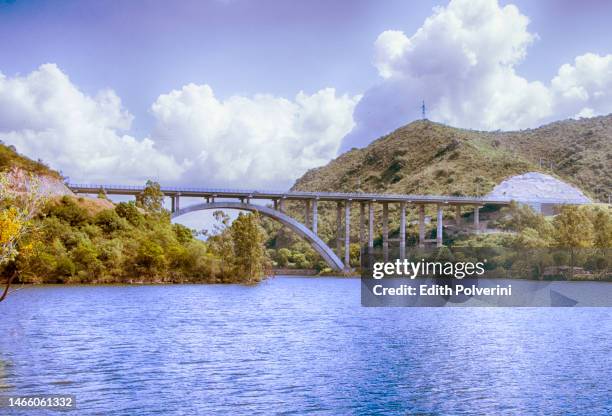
(421, 100, 426, 119)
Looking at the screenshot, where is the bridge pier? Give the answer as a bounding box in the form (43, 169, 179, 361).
(400, 202, 406, 260)
(304, 200, 311, 229)
(368, 202, 374, 254)
(437, 205, 443, 247)
(170, 194, 181, 213)
(359, 203, 365, 248)
(382, 203, 389, 261)
(418, 205, 425, 248)
(278, 198, 285, 213)
(474, 205, 481, 234)
(312, 199, 318, 235)
(344, 201, 351, 268)
(336, 202, 342, 256)
(455, 205, 462, 226)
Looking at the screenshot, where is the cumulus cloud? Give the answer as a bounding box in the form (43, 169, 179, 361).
(341, 0, 612, 150)
(0, 65, 358, 188)
(0, 64, 185, 183)
(151, 84, 360, 187)
(552, 53, 612, 118)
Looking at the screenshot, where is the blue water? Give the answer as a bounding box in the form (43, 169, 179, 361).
(0, 277, 610, 415)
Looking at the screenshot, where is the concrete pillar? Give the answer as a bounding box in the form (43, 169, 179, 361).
(359, 203, 365, 246)
(368, 202, 374, 253)
(455, 205, 462, 227)
(437, 205, 443, 247)
(418, 205, 425, 248)
(382, 203, 389, 261)
(273, 199, 278, 210)
(474, 206, 480, 234)
(175, 194, 180, 213)
(304, 200, 311, 229)
(171, 196, 176, 213)
(400, 202, 406, 260)
(279, 198, 285, 213)
(312, 199, 318, 235)
(345, 201, 351, 268)
(336, 202, 342, 256)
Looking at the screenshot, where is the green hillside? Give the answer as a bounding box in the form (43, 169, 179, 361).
(292, 115, 612, 201)
(0, 141, 62, 179)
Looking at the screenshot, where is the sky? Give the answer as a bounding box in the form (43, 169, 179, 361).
(1, 0, 612, 189)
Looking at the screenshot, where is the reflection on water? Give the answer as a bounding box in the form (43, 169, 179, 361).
(0, 278, 610, 415)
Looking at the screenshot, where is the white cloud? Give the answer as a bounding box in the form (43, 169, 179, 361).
(342, 0, 612, 150)
(0, 64, 185, 183)
(551, 53, 612, 118)
(151, 84, 360, 187)
(0, 65, 359, 188)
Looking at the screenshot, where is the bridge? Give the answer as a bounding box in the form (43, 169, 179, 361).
(69, 183, 515, 271)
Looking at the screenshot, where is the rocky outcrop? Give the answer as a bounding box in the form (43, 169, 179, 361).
(3, 167, 74, 197)
(487, 172, 591, 203)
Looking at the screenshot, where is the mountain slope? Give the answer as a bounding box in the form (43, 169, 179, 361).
(292, 115, 612, 201)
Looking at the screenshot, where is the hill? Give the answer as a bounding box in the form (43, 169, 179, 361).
(292, 115, 612, 201)
(0, 141, 62, 179)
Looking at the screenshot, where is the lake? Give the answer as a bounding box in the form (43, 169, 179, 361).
(0, 277, 610, 415)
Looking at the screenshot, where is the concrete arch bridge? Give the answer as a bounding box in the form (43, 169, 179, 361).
(69, 184, 515, 271)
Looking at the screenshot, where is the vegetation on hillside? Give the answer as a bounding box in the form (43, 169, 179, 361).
(293, 117, 611, 200)
(451, 203, 611, 280)
(0, 141, 61, 179)
(1, 180, 270, 287)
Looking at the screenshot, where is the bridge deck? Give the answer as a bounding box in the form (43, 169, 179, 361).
(68, 183, 514, 206)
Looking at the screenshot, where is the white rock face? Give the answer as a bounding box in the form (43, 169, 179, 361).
(487, 172, 591, 203)
(2, 167, 74, 197)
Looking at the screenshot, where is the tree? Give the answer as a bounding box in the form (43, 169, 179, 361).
(208, 211, 234, 279)
(590, 207, 612, 249)
(0, 172, 45, 301)
(230, 213, 267, 283)
(553, 206, 594, 248)
(136, 180, 165, 213)
(553, 205, 594, 279)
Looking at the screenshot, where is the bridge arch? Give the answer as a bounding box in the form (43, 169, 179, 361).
(171, 201, 345, 271)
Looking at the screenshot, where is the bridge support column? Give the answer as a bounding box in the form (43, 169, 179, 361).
(382, 203, 389, 261)
(279, 198, 285, 213)
(173, 194, 180, 213)
(304, 200, 311, 229)
(273, 199, 278, 210)
(345, 201, 351, 269)
(455, 205, 462, 227)
(312, 199, 318, 235)
(171, 196, 176, 213)
(359, 203, 365, 246)
(436, 205, 443, 247)
(400, 202, 406, 260)
(359, 203, 365, 266)
(336, 202, 342, 256)
(418, 205, 425, 248)
(368, 202, 374, 254)
(474, 206, 480, 234)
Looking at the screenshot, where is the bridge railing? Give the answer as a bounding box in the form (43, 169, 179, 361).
(67, 183, 591, 205)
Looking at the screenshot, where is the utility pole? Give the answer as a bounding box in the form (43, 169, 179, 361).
(421, 100, 426, 120)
